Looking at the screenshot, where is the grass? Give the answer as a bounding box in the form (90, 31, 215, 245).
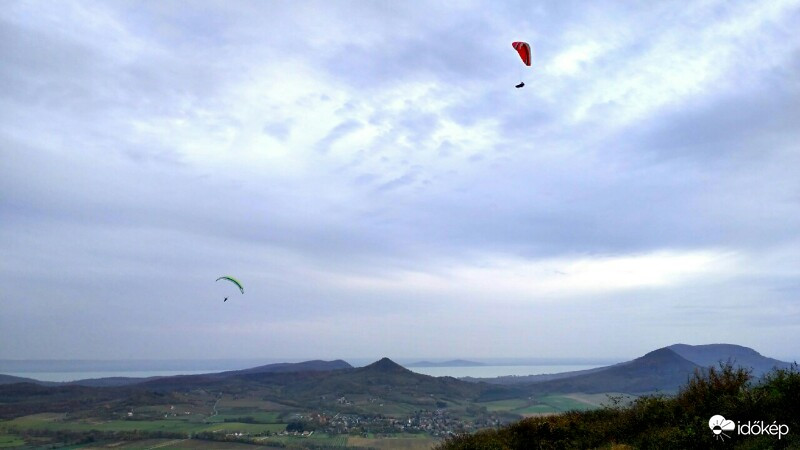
(206, 411, 282, 423)
(438, 364, 800, 450)
(200, 422, 286, 433)
(120, 438, 265, 449)
(478, 394, 602, 416)
(256, 432, 348, 447)
(559, 392, 637, 408)
(217, 396, 295, 411)
(348, 433, 439, 449)
(0, 433, 25, 448)
(535, 394, 597, 411)
(514, 404, 559, 415)
(478, 398, 528, 412)
(5, 414, 286, 435)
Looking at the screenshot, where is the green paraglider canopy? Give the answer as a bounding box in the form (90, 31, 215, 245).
(216, 276, 244, 294)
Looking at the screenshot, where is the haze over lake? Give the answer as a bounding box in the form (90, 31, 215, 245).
(0, 358, 617, 382)
(408, 364, 603, 378)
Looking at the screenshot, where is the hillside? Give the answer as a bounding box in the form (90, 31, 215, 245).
(439, 364, 800, 449)
(0, 359, 354, 388)
(525, 348, 699, 394)
(215, 359, 352, 376)
(669, 343, 793, 376)
(0, 373, 41, 385)
(0, 357, 516, 420)
(271, 358, 509, 406)
(465, 343, 793, 393)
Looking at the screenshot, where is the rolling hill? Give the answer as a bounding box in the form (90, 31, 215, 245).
(0, 359, 353, 388)
(464, 343, 794, 394)
(668, 343, 793, 376)
(524, 347, 700, 394)
(0, 373, 41, 385)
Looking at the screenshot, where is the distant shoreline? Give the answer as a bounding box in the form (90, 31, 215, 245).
(2, 363, 608, 383)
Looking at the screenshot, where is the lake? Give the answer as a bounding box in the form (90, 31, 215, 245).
(2, 365, 606, 382)
(408, 364, 603, 378)
(2, 370, 221, 382)
(0, 359, 615, 382)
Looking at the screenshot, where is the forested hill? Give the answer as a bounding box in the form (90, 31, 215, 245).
(523, 347, 700, 394)
(668, 343, 793, 376)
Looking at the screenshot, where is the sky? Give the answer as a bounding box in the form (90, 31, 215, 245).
(2, 0, 800, 362)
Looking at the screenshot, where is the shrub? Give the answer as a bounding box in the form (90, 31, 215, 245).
(438, 364, 799, 450)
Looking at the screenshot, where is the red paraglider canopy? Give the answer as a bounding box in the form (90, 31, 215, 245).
(512, 41, 531, 66)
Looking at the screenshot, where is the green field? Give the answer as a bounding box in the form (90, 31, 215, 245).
(206, 411, 282, 423)
(114, 439, 276, 449)
(4, 413, 286, 436)
(256, 432, 348, 447)
(478, 394, 604, 416)
(566, 392, 638, 407)
(478, 398, 529, 412)
(514, 404, 560, 414)
(536, 395, 597, 411)
(348, 433, 439, 449)
(0, 433, 25, 448)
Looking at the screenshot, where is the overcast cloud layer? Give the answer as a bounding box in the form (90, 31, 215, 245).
(2, 0, 799, 361)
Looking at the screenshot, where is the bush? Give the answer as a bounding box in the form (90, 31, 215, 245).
(438, 364, 800, 450)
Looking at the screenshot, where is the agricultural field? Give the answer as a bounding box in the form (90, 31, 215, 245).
(101, 438, 273, 448)
(255, 432, 348, 447)
(216, 394, 297, 411)
(348, 433, 439, 449)
(0, 433, 25, 449)
(478, 393, 607, 416)
(565, 392, 638, 407)
(3, 412, 286, 436)
(206, 411, 283, 423)
(478, 398, 528, 412)
(350, 401, 420, 417)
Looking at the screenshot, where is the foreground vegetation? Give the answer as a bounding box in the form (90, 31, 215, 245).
(0, 392, 604, 448)
(439, 364, 799, 449)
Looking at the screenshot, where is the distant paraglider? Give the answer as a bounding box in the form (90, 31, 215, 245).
(216, 276, 243, 302)
(512, 41, 532, 88)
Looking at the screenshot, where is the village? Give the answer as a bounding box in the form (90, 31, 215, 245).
(280, 408, 506, 438)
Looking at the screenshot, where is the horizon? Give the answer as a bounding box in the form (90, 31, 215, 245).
(1, 342, 797, 368)
(3, 1, 800, 361)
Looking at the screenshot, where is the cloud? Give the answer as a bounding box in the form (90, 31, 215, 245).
(323, 250, 739, 301)
(2, 0, 800, 360)
(316, 119, 362, 153)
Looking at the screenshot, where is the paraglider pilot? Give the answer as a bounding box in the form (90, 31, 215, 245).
(512, 42, 531, 89)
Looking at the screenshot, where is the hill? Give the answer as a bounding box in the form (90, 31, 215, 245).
(215, 359, 352, 376)
(668, 343, 793, 376)
(525, 348, 699, 394)
(0, 373, 42, 385)
(0, 359, 354, 388)
(261, 357, 509, 406)
(465, 343, 793, 394)
(0, 357, 515, 420)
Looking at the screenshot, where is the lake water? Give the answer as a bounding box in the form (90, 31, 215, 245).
(409, 364, 603, 378)
(3, 370, 221, 383)
(3, 364, 606, 382)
